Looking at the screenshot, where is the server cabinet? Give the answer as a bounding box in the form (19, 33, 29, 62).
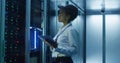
(4, 0, 26, 63)
(29, 0, 48, 63)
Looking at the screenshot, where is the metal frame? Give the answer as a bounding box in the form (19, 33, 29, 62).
(102, 12, 106, 63)
(86, 9, 120, 15)
(102, 0, 106, 63)
(83, 0, 86, 63)
(0, 0, 5, 63)
(42, 0, 47, 63)
(25, 0, 31, 63)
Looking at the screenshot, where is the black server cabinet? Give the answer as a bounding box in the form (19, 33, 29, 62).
(5, 0, 26, 63)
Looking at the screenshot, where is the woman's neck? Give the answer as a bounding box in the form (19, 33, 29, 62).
(63, 21, 68, 26)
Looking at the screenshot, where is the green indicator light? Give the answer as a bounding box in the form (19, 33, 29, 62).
(10, 33, 13, 35)
(11, 5, 14, 8)
(15, 47, 17, 49)
(10, 46, 12, 49)
(9, 60, 12, 62)
(11, 19, 13, 21)
(5, 32, 7, 34)
(5, 47, 7, 49)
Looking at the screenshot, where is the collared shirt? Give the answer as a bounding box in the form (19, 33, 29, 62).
(52, 23, 79, 57)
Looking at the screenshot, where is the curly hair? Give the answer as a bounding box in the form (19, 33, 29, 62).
(58, 5, 78, 22)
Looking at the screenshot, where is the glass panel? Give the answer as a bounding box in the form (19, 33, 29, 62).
(105, 0, 120, 10)
(86, 0, 102, 10)
(106, 15, 120, 63)
(70, 0, 84, 9)
(86, 15, 102, 63)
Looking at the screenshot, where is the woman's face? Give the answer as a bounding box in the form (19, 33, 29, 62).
(58, 10, 68, 22)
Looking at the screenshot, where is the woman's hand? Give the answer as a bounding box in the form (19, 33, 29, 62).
(43, 36, 58, 48)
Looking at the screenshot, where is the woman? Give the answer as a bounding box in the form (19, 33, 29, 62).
(44, 5, 79, 63)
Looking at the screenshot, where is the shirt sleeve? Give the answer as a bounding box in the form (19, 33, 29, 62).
(55, 27, 79, 56)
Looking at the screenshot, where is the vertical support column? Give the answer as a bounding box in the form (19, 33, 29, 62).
(42, 0, 47, 63)
(0, 0, 5, 63)
(101, 0, 106, 63)
(0, 0, 2, 62)
(83, 0, 86, 63)
(25, 0, 31, 63)
(55, 0, 58, 32)
(102, 12, 106, 63)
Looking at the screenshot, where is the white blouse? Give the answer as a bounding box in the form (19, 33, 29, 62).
(52, 23, 79, 58)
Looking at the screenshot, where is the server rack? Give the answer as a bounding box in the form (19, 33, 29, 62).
(4, 0, 26, 63)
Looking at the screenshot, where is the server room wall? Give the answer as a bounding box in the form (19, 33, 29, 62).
(86, 0, 120, 63)
(105, 15, 120, 63)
